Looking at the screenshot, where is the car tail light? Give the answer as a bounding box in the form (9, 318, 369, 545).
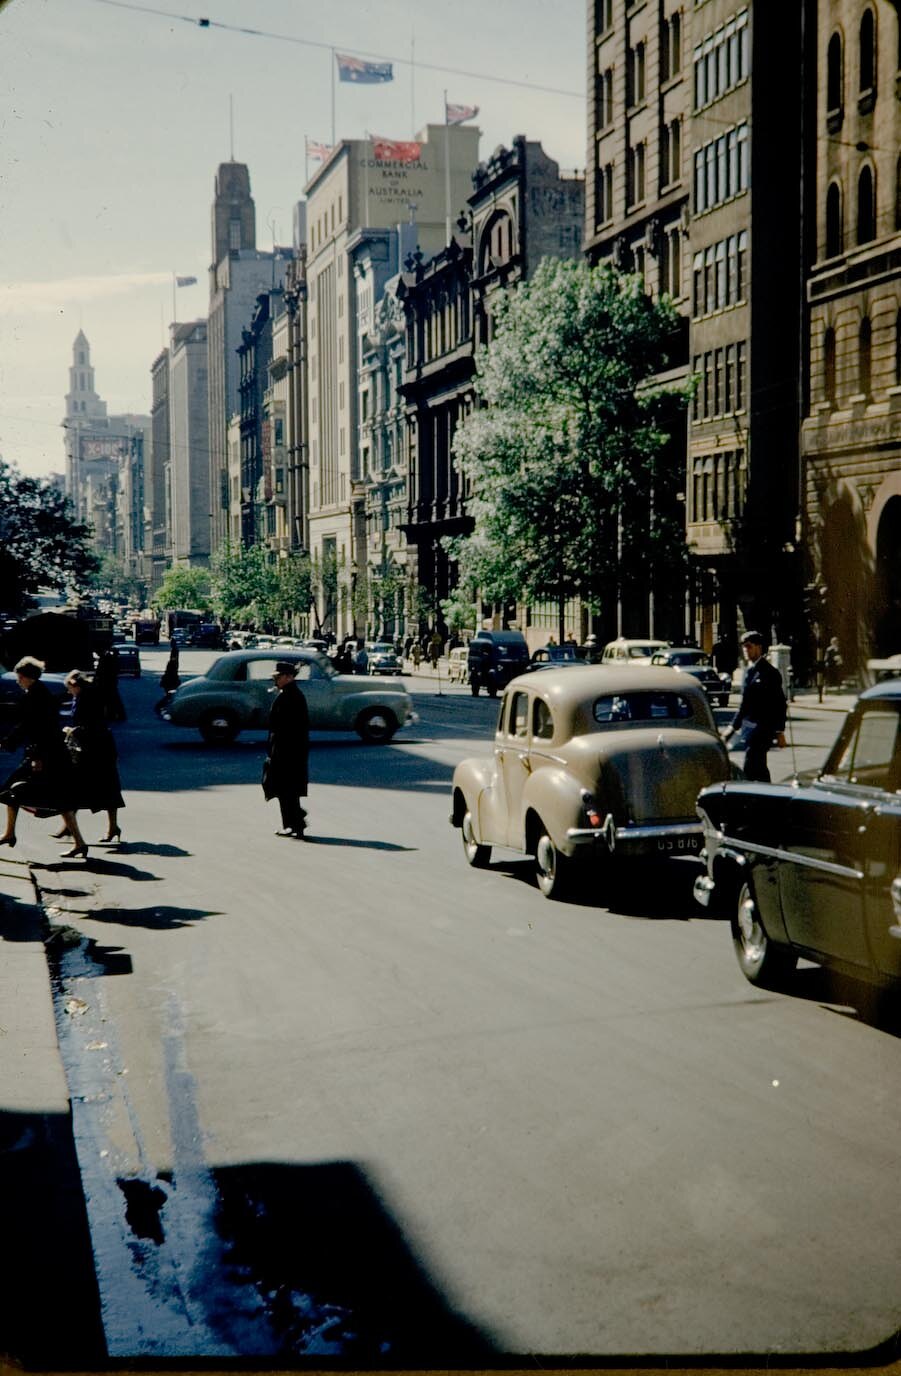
(581, 789, 603, 828)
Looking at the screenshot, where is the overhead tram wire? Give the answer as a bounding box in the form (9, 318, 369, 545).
(88, 0, 584, 101)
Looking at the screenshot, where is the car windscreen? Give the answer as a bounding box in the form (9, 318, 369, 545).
(593, 692, 696, 724)
(823, 700, 901, 789)
(628, 646, 658, 658)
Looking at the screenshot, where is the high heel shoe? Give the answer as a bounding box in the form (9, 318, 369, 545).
(61, 843, 88, 860)
(51, 826, 70, 840)
(0, 835, 17, 848)
(98, 827, 121, 845)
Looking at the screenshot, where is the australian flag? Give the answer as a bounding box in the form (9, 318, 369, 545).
(336, 52, 393, 84)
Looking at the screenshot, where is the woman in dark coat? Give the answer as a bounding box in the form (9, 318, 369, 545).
(0, 657, 89, 857)
(60, 670, 125, 844)
(263, 661, 309, 838)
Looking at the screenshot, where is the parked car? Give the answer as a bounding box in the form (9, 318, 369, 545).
(450, 666, 731, 899)
(160, 648, 416, 744)
(467, 630, 530, 697)
(529, 643, 580, 667)
(650, 647, 731, 706)
(111, 643, 141, 678)
(694, 678, 901, 998)
(367, 641, 402, 675)
(601, 637, 671, 665)
(447, 646, 469, 683)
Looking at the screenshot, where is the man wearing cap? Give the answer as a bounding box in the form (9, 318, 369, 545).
(264, 661, 310, 837)
(725, 632, 787, 783)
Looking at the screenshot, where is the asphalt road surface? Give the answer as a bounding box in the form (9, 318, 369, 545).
(22, 650, 901, 1361)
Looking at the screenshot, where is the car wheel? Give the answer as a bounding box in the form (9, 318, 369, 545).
(355, 706, 398, 743)
(199, 710, 240, 745)
(461, 810, 491, 868)
(732, 881, 797, 988)
(534, 823, 578, 900)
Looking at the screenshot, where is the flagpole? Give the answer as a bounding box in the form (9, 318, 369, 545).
(171, 272, 176, 326)
(304, 135, 309, 188)
(444, 92, 451, 243)
(330, 49, 336, 146)
(410, 24, 415, 137)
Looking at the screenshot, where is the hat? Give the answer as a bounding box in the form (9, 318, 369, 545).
(740, 630, 764, 647)
(273, 661, 298, 676)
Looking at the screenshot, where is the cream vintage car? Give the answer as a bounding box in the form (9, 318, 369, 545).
(450, 666, 732, 899)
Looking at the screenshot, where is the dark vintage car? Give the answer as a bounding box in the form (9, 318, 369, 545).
(650, 647, 732, 706)
(467, 630, 530, 697)
(694, 680, 901, 998)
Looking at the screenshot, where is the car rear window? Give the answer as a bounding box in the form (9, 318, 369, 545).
(593, 692, 695, 724)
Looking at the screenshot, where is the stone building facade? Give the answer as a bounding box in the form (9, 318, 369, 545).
(168, 320, 210, 568)
(801, 0, 901, 671)
(584, 1, 810, 652)
(303, 126, 480, 639)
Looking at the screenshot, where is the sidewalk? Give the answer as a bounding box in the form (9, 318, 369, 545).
(0, 855, 106, 1365)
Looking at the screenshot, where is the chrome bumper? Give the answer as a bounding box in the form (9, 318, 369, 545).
(566, 817, 704, 852)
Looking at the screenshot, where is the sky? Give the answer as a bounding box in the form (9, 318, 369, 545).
(0, 0, 586, 480)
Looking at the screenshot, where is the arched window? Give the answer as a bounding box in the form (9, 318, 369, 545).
(827, 31, 843, 117)
(859, 316, 872, 396)
(859, 8, 876, 94)
(857, 164, 876, 244)
(826, 180, 843, 256)
(824, 326, 837, 403)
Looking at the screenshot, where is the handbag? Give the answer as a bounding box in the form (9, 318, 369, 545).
(728, 719, 757, 751)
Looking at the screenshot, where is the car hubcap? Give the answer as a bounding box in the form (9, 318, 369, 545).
(210, 717, 230, 730)
(536, 835, 555, 879)
(462, 813, 476, 854)
(738, 889, 765, 961)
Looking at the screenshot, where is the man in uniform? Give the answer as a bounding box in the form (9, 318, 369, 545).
(725, 631, 787, 783)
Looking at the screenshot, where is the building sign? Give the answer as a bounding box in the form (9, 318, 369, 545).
(81, 437, 127, 459)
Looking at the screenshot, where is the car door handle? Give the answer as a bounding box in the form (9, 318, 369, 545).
(516, 751, 531, 772)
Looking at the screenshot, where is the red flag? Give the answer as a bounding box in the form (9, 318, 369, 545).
(446, 102, 479, 125)
(307, 140, 334, 163)
(371, 135, 423, 164)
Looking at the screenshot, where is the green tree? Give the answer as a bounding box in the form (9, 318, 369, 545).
(0, 460, 99, 613)
(156, 565, 212, 613)
(209, 543, 277, 626)
(88, 553, 146, 606)
(450, 258, 690, 644)
(272, 551, 313, 629)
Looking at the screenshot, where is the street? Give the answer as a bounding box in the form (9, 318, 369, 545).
(6, 651, 901, 1362)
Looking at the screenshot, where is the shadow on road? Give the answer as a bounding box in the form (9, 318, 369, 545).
(298, 835, 416, 852)
(211, 1159, 496, 1361)
(34, 856, 163, 882)
(777, 964, 901, 1039)
(488, 855, 703, 918)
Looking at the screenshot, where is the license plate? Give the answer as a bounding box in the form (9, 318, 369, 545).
(657, 836, 701, 852)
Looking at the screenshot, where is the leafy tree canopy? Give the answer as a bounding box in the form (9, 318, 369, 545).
(155, 565, 212, 614)
(0, 460, 99, 613)
(450, 258, 690, 634)
(210, 543, 311, 629)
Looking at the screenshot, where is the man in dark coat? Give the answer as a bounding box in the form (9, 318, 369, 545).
(263, 661, 310, 838)
(726, 631, 787, 783)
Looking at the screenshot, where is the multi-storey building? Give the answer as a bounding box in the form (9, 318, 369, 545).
(149, 346, 171, 591)
(801, 0, 901, 673)
(168, 320, 210, 568)
(304, 125, 480, 639)
(63, 331, 149, 573)
(585, 1, 810, 651)
(400, 138, 586, 638)
(206, 161, 291, 554)
(349, 223, 418, 635)
(236, 291, 280, 547)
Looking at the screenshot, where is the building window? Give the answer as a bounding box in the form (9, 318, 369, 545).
(895, 155, 901, 230)
(859, 8, 876, 98)
(627, 142, 646, 206)
(895, 310, 901, 387)
(599, 67, 615, 127)
(229, 219, 242, 250)
(859, 316, 872, 396)
(694, 122, 749, 213)
(824, 326, 837, 403)
(827, 30, 844, 125)
(736, 340, 747, 409)
(693, 9, 749, 110)
(661, 11, 682, 82)
(596, 0, 613, 33)
(826, 180, 844, 256)
(661, 117, 682, 187)
(857, 164, 876, 243)
(660, 226, 681, 297)
(627, 42, 646, 107)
